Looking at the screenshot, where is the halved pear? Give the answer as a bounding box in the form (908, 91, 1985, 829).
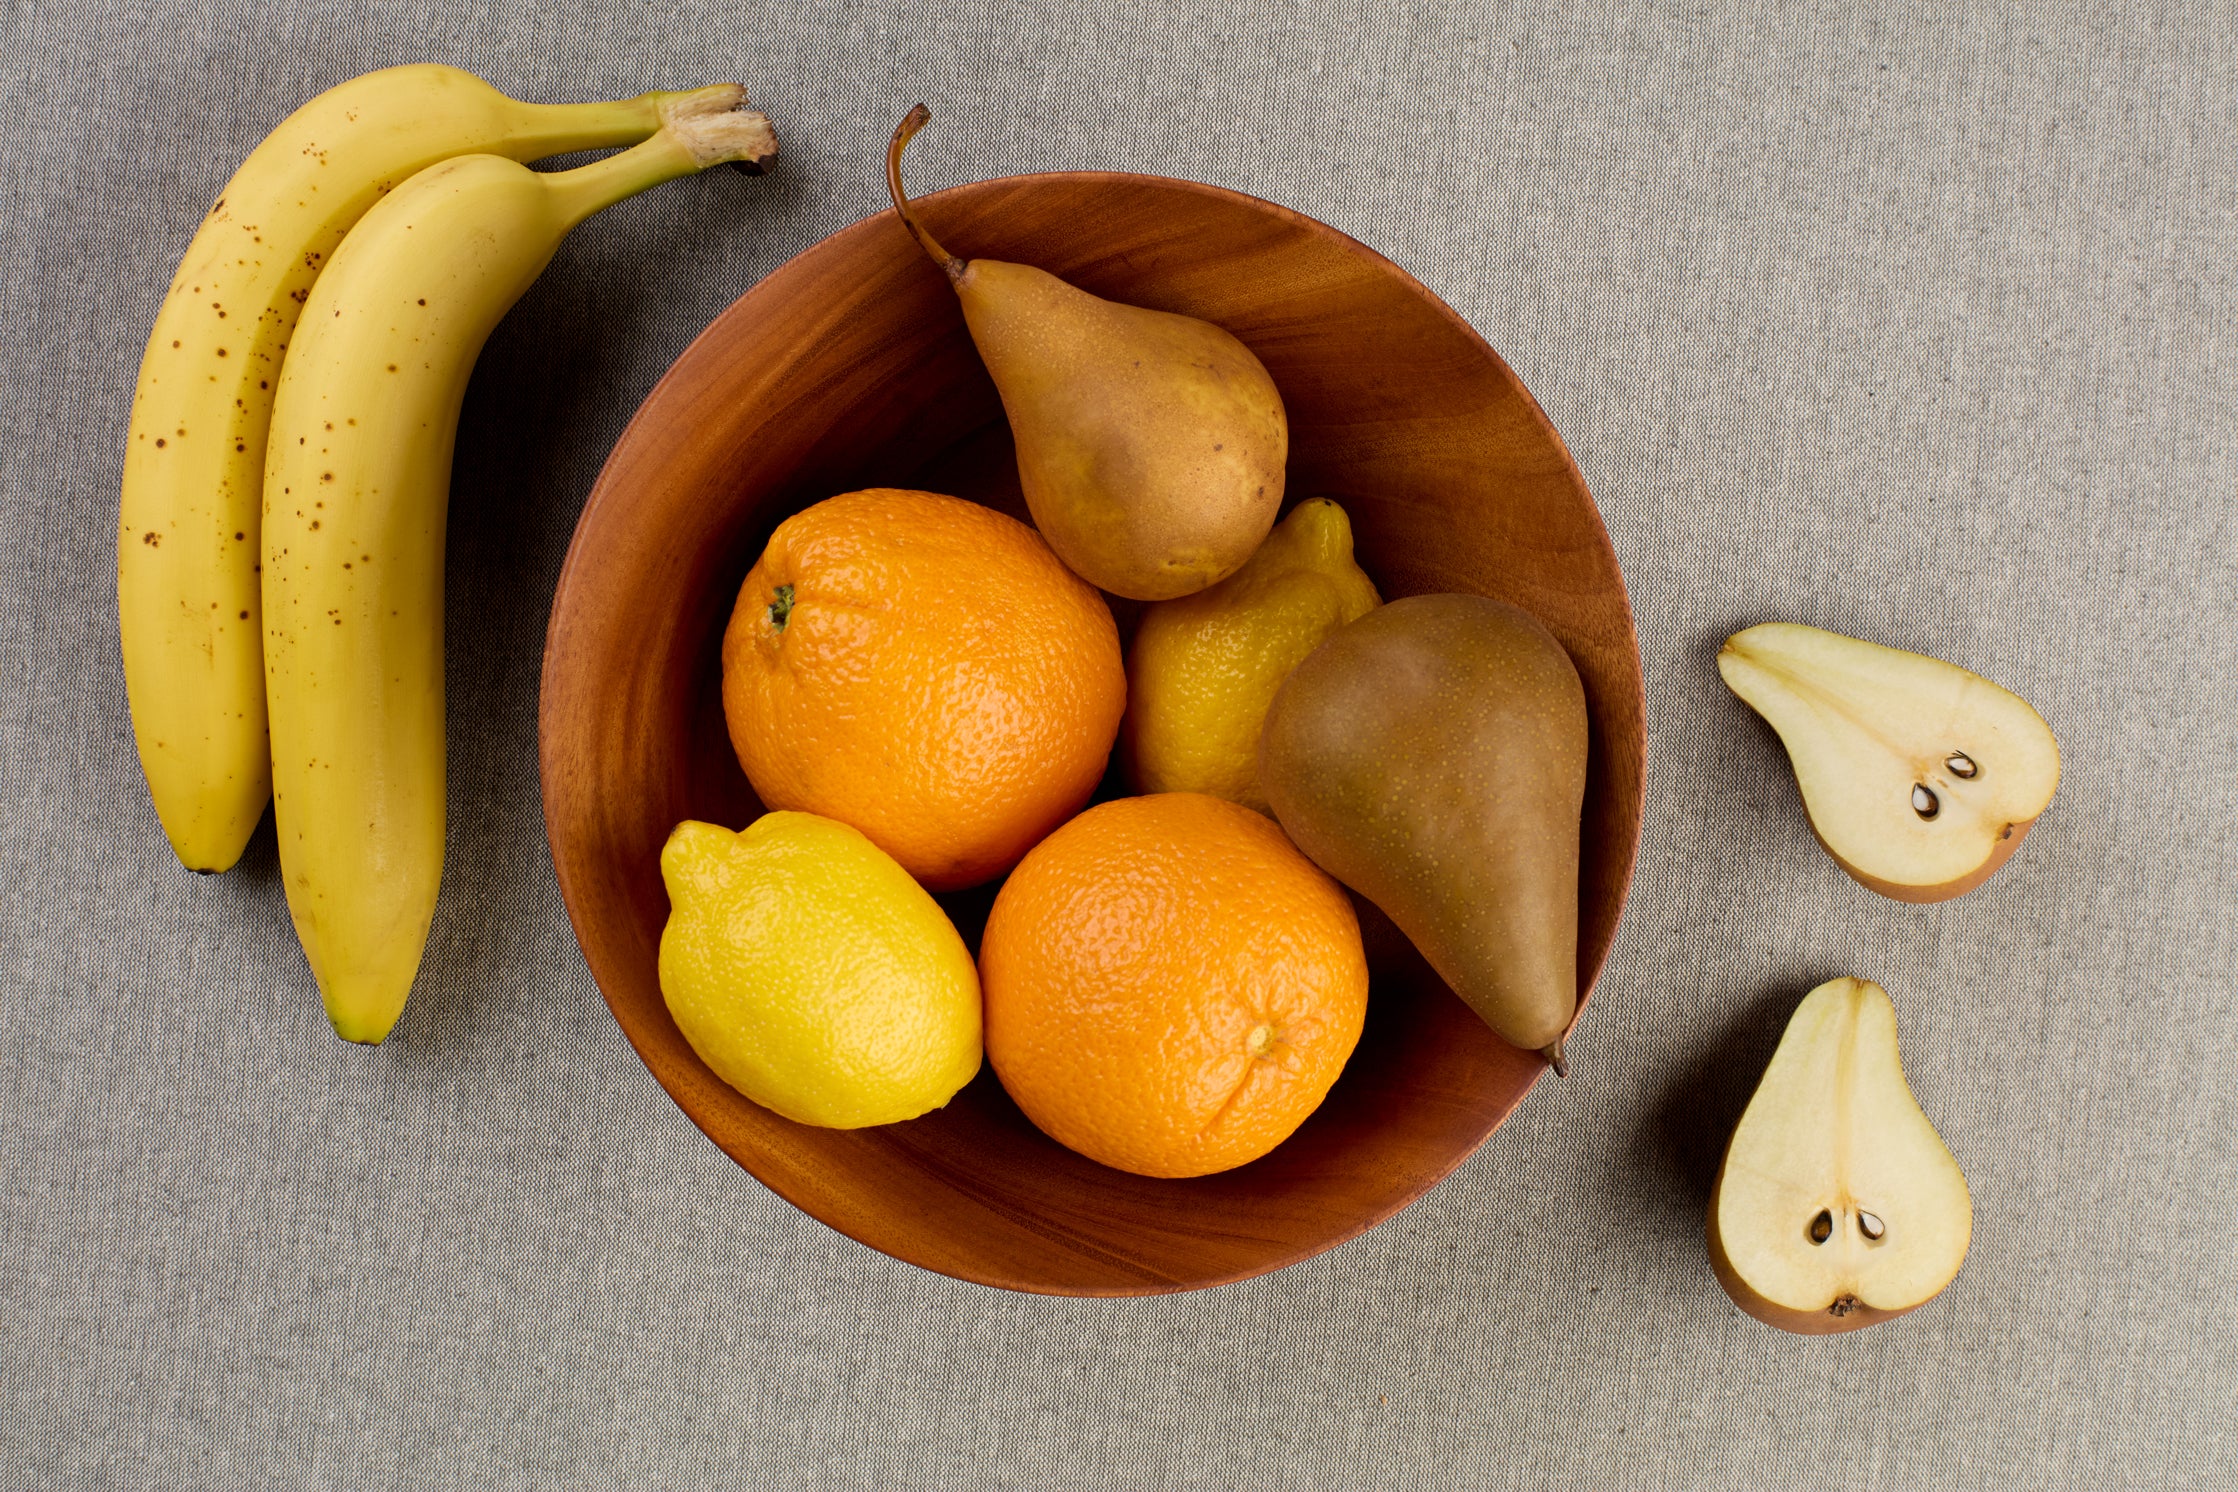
(1708, 977, 1971, 1336)
(1718, 622, 2059, 902)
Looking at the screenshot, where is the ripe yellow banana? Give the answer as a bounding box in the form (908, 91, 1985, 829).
(120, 64, 730, 872)
(263, 90, 778, 1043)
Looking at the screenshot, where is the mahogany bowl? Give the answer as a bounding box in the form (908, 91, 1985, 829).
(538, 172, 1645, 1296)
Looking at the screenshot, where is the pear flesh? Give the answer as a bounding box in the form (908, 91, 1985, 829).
(1718, 622, 2059, 902)
(1709, 977, 1972, 1335)
(887, 107, 1285, 601)
(1259, 593, 1587, 1069)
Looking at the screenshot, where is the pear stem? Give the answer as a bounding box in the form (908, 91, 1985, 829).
(1540, 1039, 1569, 1078)
(887, 104, 965, 283)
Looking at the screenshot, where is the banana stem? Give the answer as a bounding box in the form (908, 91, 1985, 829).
(544, 88, 778, 225)
(887, 104, 965, 282)
(499, 83, 764, 163)
(642, 81, 748, 124)
(491, 94, 664, 160)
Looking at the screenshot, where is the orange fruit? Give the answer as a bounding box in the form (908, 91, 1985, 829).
(980, 793, 1369, 1178)
(722, 489, 1124, 891)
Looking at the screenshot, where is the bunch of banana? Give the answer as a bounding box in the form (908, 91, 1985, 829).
(121, 65, 725, 872)
(120, 67, 778, 1041)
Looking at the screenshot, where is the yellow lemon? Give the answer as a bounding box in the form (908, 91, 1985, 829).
(1122, 498, 1381, 813)
(657, 813, 981, 1128)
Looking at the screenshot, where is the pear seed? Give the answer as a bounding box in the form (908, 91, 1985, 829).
(1945, 751, 1978, 778)
(1859, 1211, 1886, 1241)
(1808, 1209, 1834, 1245)
(1911, 784, 1940, 819)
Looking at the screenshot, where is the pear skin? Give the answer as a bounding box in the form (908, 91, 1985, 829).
(887, 106, 1285, 601)
(1259, 593, 1587, 1070)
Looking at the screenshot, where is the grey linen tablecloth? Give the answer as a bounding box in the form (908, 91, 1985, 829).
(4, 2, 2233, 1486)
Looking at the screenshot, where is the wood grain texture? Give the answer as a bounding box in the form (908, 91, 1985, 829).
(538, 172, 1645, 1296)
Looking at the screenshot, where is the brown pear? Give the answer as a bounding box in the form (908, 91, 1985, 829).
(1259, 593, 1587, 1070)
(886, 106, 1285, 601)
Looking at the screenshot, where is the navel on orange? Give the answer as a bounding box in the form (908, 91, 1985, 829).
(721, 488, 1126, 891)
(979, 792, 1369, 1178)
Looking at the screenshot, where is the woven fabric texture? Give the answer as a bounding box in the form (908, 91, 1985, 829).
(3, 2, 2233, 1487)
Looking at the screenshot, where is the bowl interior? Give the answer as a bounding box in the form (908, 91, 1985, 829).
(539, 172, 1644, 1295)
